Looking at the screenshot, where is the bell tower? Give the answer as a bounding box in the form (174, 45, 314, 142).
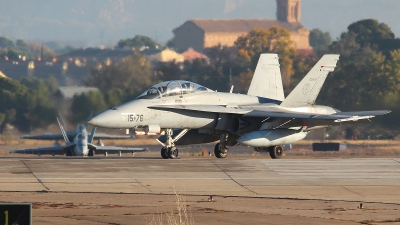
(276, 0, 301, 23)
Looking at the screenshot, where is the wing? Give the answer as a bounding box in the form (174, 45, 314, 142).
(19, 133, 65, 140)
(20, 132, 133, 140)
(149, 104, 390, 124)
(9, 144, 75, 155)
(243, 109, 391, 122)
(93, 133, 136, 139)
(148, 104, 250, 114)
(89, 144, 148, 153)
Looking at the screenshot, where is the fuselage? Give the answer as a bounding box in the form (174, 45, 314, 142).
(89, 91, 338, 131)
(72, 132, 89, 156)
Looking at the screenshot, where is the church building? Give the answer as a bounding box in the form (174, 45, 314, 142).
(172, 0, 310, 53)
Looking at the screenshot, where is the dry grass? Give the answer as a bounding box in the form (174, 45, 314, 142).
(148, 187, 194, 225)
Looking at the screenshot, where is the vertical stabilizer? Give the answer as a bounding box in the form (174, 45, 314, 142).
(247, 53, 284, 101)
(280, 54, 339, 107)
(88, 126, 97, 144)
(57, 117, 70, 144)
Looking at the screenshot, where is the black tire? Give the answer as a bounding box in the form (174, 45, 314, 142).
(161, 147, 169, 159)
(66, 148, 74, 156)
(88, 149, 95, 156)
(168, 147, 178, 159)
(269, 145, 283, 159)
(214, 143, 228, 158)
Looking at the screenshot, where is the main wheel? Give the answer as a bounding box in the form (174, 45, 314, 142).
(269, 145, 283, 159)
(161, 147, 169, 159)
(66, 148, 74, 156)
(168, 147, 178, 159)
(214, 143, 228, 158)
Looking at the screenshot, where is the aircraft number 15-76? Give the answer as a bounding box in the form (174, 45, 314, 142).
(127, 114, 143, 122)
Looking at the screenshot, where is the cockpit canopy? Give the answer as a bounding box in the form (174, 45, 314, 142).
(136, 80, 213, 100)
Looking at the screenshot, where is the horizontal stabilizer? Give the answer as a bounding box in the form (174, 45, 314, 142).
(9, 145, 69, 155)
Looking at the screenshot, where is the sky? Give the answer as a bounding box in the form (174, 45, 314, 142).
(0, 0, 399, 47)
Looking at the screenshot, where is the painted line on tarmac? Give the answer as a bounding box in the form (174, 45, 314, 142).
(208, 159, 258, 195)
(20, 160, 50, 191)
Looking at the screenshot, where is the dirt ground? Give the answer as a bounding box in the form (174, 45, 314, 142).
(1, 191, 400, 225)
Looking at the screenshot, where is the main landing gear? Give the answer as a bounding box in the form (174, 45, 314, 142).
(214, 133, 229, 158)
(269, 145, 283, 159)
(160, 129, 188, 159)
(254, 145, 283, 159)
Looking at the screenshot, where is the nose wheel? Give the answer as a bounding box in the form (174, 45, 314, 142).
(161, 147, 169, 159)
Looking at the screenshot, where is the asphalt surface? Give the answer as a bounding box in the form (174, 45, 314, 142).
(1, 156, 400, 224)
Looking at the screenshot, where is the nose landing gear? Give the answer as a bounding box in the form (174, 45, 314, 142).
(161, 146, 178, 159)
(160, 129, 188, 159)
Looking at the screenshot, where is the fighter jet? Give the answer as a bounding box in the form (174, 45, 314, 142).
(10, 118, 147, 156)
(88, 53, 390, 159)
(20, 113, 135, 146)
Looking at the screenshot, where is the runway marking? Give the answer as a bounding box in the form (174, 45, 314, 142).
(341, 186, 364, 197)
(209, 160, 258, 195)
(393, 159, 400, 164)
(135, 179, 152, 193)
(20, 160, 50, 191)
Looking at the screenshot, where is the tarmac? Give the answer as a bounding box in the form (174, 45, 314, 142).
(1, 155, 400, 224)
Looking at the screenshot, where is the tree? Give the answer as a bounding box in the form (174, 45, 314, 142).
(165, 38, 174, 49)
(117, 35, 160, 49)
(0, 77, 26, 132)
(104, 88, 124, 107)
(0, 49, 19, 60)
(0, 77, 57, 132)
(70, 91, 107, 124)
(309, 29, 332, 54)
(16, 77, 57, 132)
(84, 51, 153, 98)
(347, 19, 395, 49)
(0, 36, 14, 49)
(235, 27, 296, 90)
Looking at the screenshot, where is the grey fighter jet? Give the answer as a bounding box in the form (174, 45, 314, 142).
(20, 113, 135, 146)
(88, 53, 390, 159)
(10, 118, 147, 156)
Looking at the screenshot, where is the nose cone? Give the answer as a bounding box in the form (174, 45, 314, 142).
(87, 117, 97, 126)
(88, 109, 120, 128)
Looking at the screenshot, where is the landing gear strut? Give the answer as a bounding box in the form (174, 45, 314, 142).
(160, 129, 188, 159)
(214, 133, 229, 158)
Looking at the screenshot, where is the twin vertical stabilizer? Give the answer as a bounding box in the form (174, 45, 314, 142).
(280, 54, 339, 107)
(247, 54, 284, 101)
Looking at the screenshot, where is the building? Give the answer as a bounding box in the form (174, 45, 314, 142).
(172, 0, 310, 52)
(147, 48, 185, 63)
(181, 48, 208, 61)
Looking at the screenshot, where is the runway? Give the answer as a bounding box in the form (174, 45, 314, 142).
(1, 156, 400, 224)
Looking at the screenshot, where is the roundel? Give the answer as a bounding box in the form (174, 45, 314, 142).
(302, 83, 310, 95)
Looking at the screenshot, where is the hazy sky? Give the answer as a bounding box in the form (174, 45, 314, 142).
(0, 0, 398, 47)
